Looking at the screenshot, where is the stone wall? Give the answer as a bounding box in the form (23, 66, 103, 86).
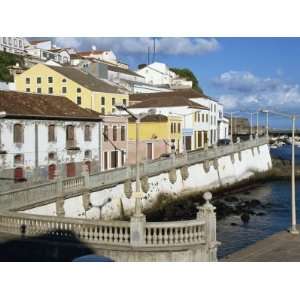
(24, 141, 272, 220)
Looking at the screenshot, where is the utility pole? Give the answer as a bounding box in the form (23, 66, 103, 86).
(152, 37, 156, 62)
(291, 114, 298, 234)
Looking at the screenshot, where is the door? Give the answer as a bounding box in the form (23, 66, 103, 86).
(66, 162, 76, 177)
(85, 161, 91, 174)
(147, 143, 153, 160)
(185, 136, 192, 151)
(48, 164, 56, 180)
(14, 167, 24, 182)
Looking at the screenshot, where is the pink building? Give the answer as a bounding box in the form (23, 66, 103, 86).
(100, 115, 128, 171)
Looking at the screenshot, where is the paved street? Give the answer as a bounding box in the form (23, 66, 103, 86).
(222, 226, 300, 262)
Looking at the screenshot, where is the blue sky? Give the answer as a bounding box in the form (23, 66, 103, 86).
(47, 37, 300, 129)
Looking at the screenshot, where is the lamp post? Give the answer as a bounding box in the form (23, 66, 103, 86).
(115, 105, 143, 216)
(261, 109, 299, 234)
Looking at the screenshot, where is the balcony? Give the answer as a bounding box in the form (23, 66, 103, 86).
(66, 140, 80, 151)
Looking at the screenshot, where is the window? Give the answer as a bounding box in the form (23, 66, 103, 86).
(113, 126, 117, 141)
(111, 151, 118, 168)
(25, 77, 30, 84)
(13, 124, 23, 143)
(77, 96, 81, 105)
(62, 78, 67, 83)
(62, 86, 67, 94)
(121, 126, 126, 141)
(121, 150, 125, 166)
(48, 152, 56, 160)
(19, 40, 22, 48)
(84, 125, 91, 141)
(177, 123, 181, 133)
(3, 37, 7, 44)
(48, 125, 55, 142)
(14, 154, 23, 164)
(48, 87, 53, 94)
(104, 152, 108, 170)
(84, 150, 91, 159)
(37, 77, 42, 84)
(206, 114, 208, 122)
(26, 88, 30, 93)
(8, 38, 12, 45)
(123, 99, 127, 106)
(112, 108, 116, 113)
(101, 107, 105, 115)
(37, 87, 42, 94)
(48, 164, 56, 180)
(103, 125, 108, 141)
(77, 87, 81, 93)
(101, 97, 105, 105)
(66, 162, 76, 177)
(14, 39, 17, 47)
(171, 123, 173, 134)
(48, 77, 53, 84)
(66, 125, 75, 142)
(202, 114, 204, 122)
(112, 98, 116, 106)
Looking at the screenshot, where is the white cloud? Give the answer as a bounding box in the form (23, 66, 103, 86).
(53, 37, 220, 56)
(214, 71, 300, 113)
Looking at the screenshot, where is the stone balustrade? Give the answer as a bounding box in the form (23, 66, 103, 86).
(0, 137, 268, 211)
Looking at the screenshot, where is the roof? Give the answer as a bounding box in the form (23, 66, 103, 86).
(30, 40, 51, 45)
(0, 91, 101, 121)
(78, 50, 106, 56)
(128, 114, 169, 123)
(129, 89, 213, 102)
(107, 64, 144, 78)
(50, 48, 69, 53)
(46, 65, 124, 94)
(129, 95, 208, 110)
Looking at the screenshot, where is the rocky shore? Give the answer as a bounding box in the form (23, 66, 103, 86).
(144, 157, 297, 223)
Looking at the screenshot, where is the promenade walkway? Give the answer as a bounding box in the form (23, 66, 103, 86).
(222, 226, 300, 262)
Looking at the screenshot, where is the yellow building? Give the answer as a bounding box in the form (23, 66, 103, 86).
(15, 63, 129, 114)
(127, 114, 183, 164)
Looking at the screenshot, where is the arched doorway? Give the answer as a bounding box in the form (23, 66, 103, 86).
(66, 162, 76, 177)
(48, 164, 56, 180)
(14, 167, 24, 182)
(84, 161, 91, 174)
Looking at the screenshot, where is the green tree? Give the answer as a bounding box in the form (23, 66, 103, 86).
(0, 52, 24, 82)
(170, 67, 203, 93)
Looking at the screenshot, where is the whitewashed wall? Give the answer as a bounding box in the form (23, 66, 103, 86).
(24, 144, 272, 220)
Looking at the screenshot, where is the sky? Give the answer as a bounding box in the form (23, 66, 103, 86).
(44, 37, 300, 129)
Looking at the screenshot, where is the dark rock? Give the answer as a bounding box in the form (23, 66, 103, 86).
(241, 213, 250, 223)
(256, 212, 266, 216)
(243, 191, 251, 195)
(230, 222, 238, 226)
(224, 196, 239, 203)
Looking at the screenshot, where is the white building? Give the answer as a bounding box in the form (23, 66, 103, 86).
(0, 37, 29, 55)
(0, 91, 102, 190)
(128, 89, 229, 149)
(136, 62, 193, 89)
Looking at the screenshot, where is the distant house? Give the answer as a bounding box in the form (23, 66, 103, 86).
(127, 114, 183, 164)
(0, 37, 29, 55)
(78, 50, 117, 65)
(15, 63, 129, 115)
(136, 62, 193, 89)
(0, 90, 103, 189)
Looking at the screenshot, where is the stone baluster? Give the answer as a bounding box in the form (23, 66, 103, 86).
(197, 191, 218, 262)
(130, 214, 146, 247)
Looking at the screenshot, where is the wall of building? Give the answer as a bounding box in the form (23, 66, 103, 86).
(24, 143, 272, 220)
(0, 118, 101, 189)
(15, 64, 129, 114)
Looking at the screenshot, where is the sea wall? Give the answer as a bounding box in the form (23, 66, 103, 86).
(24, 143, 272, 220)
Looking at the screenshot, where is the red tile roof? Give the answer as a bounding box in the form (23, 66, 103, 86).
(0, 91, 101, 121)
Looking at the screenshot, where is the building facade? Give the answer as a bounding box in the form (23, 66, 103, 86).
(100, 115, 128, 171)
(0, 37, 28, 55)
(0, 91, 102, 190)
(127, 114, 183, 164)
(15, 63, 129, 115)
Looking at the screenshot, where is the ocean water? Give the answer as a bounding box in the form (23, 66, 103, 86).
(218, 144, 300, 258)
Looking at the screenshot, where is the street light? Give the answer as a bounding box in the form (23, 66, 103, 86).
(114, 105, 143, 216)
(261, 109, 299, 234)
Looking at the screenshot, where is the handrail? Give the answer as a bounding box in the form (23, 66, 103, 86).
(0, 137, 268, 211)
